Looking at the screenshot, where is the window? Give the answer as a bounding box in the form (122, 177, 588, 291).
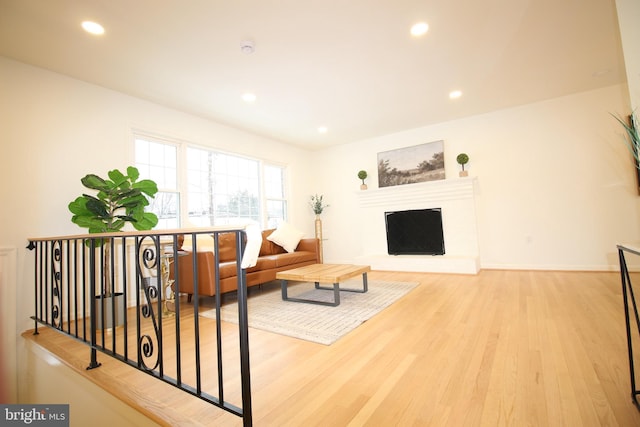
(135, 136, 180, 229)
(134, 133, 287, 229)
(264, 165, 287, 229)
(187, 147, 261, 226)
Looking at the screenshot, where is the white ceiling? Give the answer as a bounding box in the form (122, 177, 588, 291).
(0, 0, 627, 149)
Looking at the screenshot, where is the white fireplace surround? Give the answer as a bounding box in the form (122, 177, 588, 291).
(354, 177, 480, 274)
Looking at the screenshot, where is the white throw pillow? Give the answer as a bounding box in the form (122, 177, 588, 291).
(267, 221, 305, 253)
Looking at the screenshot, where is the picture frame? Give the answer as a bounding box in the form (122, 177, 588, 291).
(377, 140, 445, 188)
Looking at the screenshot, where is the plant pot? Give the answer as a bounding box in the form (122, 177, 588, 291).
(360, 184, 368, 190)
(459, 170, 469, 177)
(95, 292, 125, 329)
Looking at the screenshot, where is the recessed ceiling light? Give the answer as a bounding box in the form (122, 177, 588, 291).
(410, 22, 429, 37)
(242, 93, 257, 103)
(317, 126, 328, 134)
(82, 21, 104, 35)
(449, 90, 462, 99)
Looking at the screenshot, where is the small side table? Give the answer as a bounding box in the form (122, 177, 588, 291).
(160, 246, 188, 317)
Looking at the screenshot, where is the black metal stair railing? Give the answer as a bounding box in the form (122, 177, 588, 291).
(26, 228, 253, 426)
(618, 244, 640, 409)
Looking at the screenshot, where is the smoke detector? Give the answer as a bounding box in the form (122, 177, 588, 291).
(241, 40, 255, 54)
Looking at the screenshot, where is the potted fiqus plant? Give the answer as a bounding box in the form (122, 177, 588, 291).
(68, 166, 158, 328)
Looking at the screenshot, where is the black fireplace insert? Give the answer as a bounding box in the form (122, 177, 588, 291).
(384, 208, 445, 255)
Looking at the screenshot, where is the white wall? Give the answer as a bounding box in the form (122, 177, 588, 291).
(0, 57, 315, 404)
(616, 0, 640, 111)
(315, 84, 640, 271)
(24, 341, 160, 427)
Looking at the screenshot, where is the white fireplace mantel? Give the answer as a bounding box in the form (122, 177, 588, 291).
(354, 177, 480, 274)
(357, 177, 476, 207)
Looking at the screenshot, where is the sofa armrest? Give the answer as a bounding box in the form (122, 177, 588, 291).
(296, 238, 320, 263)
(171, 251, 218, 296)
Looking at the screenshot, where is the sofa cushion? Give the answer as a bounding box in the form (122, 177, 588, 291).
(266, 221, 305, 253)
(218, 261, 238, 280)
(260, 229, 286, 256)
(245, 256, 277, 273)
(217, 232, 239, 263)
(219, 256, 279, 278)
(270, 251, 318, 268)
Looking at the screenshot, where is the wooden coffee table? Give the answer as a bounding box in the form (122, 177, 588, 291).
(276, 263, 371, 307)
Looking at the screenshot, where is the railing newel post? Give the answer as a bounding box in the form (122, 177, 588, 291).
(87, 237, 101, 370)
(236, 230, 252, 426)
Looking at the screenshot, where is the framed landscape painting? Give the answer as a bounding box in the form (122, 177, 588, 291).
(377, 140, 445, 188)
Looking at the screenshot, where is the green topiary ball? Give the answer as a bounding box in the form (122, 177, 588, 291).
(456, 153, 469, 165)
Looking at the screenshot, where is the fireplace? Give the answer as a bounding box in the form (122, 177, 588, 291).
(385, 208, 445, 255)
(355, 178, 479, 274)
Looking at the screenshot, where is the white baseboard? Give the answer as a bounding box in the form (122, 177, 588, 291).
(345, 254, 480, 274)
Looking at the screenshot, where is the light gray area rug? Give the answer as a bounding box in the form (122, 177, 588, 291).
(200, 279, 418, 345)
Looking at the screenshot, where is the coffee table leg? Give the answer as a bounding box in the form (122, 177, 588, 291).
(315, 273, 368, 293)
(281, 280, 340, 306)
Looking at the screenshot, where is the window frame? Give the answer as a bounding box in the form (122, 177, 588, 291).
(133, 132, 288, 229)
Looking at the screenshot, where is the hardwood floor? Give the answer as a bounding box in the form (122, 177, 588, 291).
(24, 270, 640, 426)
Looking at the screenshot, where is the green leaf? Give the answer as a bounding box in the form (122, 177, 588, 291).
(132, 179, 158, 197)
(118, 194, 149, 212)
(68, 196, 91, 216)
(82, 194, 102, 203)
(118, 180, 132, 192)
(127, 166, 140, 182)
(126, 209, 143, 222)
(109, 219, 126, 232)
(112, 188, 140, 203)
(81, 174, 110, 192)
(88, 226, 106, 234)
(72, 216, 107, 231)
(108, 169, 127, 186)
(132, 212, 158, 231)
(612, 112, 640, 163)
(85, 198, 110, 218)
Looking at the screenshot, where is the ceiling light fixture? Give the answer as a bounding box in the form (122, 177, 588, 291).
(317, 126, 328, 134)
(82, 21, 105, 35)
(242, 93, 257, 103)
(240, 40, 255, 54)
(410, 22, 429, 37)
(449, 90, 462, 99)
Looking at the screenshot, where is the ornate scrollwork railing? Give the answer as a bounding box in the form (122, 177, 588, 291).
(50, 240, 63, 330)
(137, 236, 162, 371)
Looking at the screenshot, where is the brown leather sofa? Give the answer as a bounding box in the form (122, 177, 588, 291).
(172, 229, 320, 300)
